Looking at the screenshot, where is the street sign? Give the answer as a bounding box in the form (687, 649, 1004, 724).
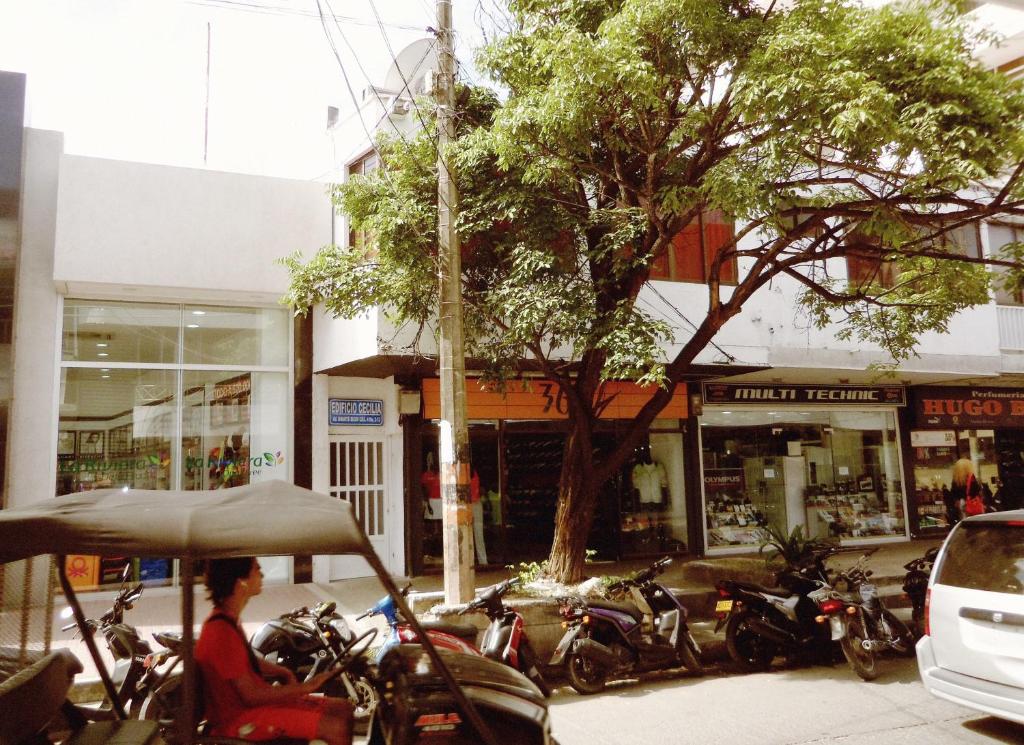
(329, 398, 383, 426)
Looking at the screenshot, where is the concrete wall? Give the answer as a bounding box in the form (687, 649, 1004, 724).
(53, 155, 332, 302)
(7, 129, 63, 509)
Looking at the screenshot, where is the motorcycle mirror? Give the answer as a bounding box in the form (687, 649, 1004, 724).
(317, 601, 337, 619)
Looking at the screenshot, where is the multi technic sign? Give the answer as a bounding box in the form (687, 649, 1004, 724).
(329, 398, 384, 426)
(701, 383, 906, 406)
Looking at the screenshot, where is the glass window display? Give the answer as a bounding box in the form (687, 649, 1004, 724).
(57, 300, 291, 588)
(701, 409, 906, 549)
(911, 429, 998, 530)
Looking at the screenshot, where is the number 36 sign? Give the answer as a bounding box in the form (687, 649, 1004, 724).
(421, 379, 688, 421)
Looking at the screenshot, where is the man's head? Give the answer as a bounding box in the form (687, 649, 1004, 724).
(205, 557, 262, 606)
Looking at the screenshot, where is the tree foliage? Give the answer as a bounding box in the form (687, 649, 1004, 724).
(284, 0, 1024, 582)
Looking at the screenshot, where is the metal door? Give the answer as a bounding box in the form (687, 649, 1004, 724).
(328, 435, 388, 579)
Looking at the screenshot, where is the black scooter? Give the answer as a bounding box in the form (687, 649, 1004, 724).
(550, 557, 703, 694)
(715, 545, 844, 671)
(902, 545, 939, 639)
(61, 565, 180, 716)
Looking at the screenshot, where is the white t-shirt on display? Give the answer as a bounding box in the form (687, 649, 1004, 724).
(632, 462, 667, 504)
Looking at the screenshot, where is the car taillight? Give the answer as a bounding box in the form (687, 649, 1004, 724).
(819, 598, 845, 615)
(924, 588, 931, 637)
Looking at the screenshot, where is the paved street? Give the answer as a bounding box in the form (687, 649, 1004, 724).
(543, 658, 1024, 745)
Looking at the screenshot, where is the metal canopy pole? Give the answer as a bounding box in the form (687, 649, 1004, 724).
(362, 547, 499, 745)
(180, 557, 196, 745)
(56, 555, 128, 720)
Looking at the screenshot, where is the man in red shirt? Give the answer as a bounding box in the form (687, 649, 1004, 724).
(196, 558, 353, 743)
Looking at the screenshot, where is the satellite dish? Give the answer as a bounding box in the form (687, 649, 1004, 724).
(383, 38, 438, 98)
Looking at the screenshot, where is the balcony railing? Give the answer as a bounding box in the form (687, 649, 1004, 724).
(997, 304, 1024, 351)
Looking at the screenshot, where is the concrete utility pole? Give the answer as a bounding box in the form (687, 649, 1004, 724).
(435, 0, 474, 604)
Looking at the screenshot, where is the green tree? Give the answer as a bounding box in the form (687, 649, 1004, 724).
(285, 0, 1024, 583)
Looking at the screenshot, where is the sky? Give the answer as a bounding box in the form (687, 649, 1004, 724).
(0, 0, 498, 179)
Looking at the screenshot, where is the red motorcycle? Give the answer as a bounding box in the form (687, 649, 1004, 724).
(458, 579, 551, 697)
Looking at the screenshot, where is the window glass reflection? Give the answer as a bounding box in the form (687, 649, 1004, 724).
(62, 300, 179, 364)
(182, 306, 289, 367)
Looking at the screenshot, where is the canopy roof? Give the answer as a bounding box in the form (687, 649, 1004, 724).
(0, 480, 370, 563)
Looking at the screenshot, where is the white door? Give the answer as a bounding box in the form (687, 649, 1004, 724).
(328, 435, 388, 580)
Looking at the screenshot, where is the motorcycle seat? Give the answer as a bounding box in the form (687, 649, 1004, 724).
(420, 620, 479, 642)
(732, 581, 795, 598)
(587, 599, 644, 622)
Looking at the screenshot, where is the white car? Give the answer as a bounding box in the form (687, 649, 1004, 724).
(917, 509, 1024, 724)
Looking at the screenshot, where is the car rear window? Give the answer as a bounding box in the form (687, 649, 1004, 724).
(935, 523, 1024, 594)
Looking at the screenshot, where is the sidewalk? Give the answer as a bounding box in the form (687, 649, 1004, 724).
(58, 537, 941, 701)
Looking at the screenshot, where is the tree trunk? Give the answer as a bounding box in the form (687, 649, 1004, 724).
(547, 422, 598, 584)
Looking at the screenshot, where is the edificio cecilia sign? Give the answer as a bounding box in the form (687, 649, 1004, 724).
(912, 387, 1024, 428)
(702, 383, 906, 406)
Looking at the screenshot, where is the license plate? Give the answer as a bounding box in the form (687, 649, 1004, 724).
(829, 616, 844, 641)
(715, 600, 733, 614)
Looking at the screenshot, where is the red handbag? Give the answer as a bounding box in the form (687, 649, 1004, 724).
(964, 475, 986, 517)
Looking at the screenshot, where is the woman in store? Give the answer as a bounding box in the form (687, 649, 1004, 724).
(947, 458, 983, 527)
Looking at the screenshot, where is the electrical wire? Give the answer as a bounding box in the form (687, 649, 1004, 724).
(644, 282, 738, 363)
(184, 0, 427, 32)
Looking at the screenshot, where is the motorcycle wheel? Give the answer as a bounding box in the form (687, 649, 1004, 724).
(679, 632, 705, 677)
(840, 617, 879, 681)
(322, 673, 378, 734)
(519, 639, 553, 697)
(566, 651, 607, 695)
(725, 610, 776, 672)
(882, 609, 916, 658)
(139, 677, 185, 745)
(910, 605, 925, 641)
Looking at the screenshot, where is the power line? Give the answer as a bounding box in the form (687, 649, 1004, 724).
(185, 0, 428, 32)
(366, 0, 440, 148)
(644, 282, 738, 363)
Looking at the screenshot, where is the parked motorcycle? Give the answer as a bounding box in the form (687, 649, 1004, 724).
(140, 600, 378, 737)
(550, 557, 703, 694)
(251, 600, 379, 725)
(457, 578, 551, 697)
(61, 565, 181, 717)
(357, 584, 481, 661)
(815, 556, 915, 681)
(902, 545, 939, 639)
(714, 544, 842, 672)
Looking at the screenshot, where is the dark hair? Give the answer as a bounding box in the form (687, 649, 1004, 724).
(205, 557, 256, 606)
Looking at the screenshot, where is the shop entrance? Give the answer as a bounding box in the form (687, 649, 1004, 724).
(328, 435, 388, 579)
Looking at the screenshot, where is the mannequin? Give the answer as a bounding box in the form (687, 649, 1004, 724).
(421, 452, 442, 519)
(631, 445, 667, 507)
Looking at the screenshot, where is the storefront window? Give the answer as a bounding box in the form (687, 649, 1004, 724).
(57, 300, 291, 589)
(621, 424, 688, 556)
(62, 300, 180, 364)
(701, 409, 905, 549)
(912, 429, 998, 530)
